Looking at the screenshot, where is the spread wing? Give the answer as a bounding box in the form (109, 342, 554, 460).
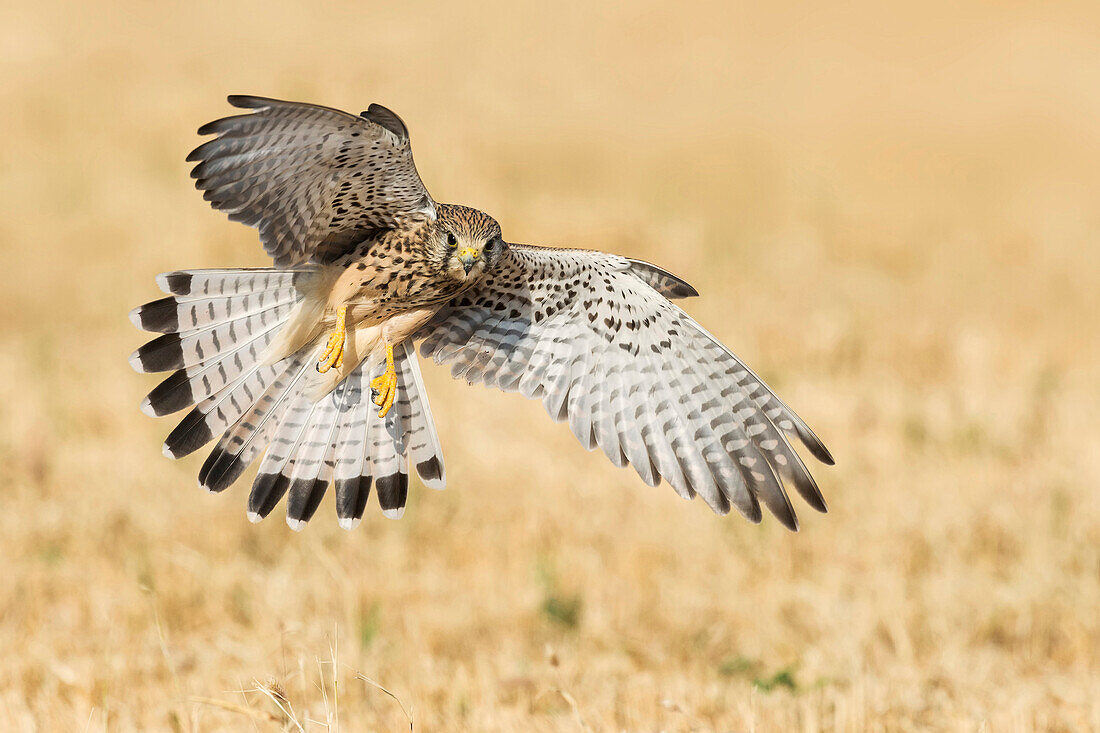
(188, 95, 436, 267)
(418, 245, 833, 530)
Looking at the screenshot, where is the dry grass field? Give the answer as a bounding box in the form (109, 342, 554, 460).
(2, 1, 1099, 730)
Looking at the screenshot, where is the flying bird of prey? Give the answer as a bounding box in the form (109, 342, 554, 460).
(129, 95, 834, 531)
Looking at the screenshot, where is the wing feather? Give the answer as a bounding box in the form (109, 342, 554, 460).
(419, 245, 830, 528)
(189, 95, 435, 266)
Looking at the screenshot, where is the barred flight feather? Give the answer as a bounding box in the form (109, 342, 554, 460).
(419, 244, 831, 529)
(188, 95, 436, 266)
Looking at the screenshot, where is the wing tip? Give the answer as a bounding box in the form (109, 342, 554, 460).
(226, 94, 272, 109)
(361, 103, 409, 141)
(778, 409, 834, 467)
(797, 480, 829, 514)
(627, 258, 700, 299)
(799, 426, 835, 466)
(775, 509, 800, 532)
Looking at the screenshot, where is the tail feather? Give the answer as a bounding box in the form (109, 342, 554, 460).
(394, 341, 445, 489)
(163, 358, 288, 459)
(136, 310, 293, 417)
(131, 267, 447, 529)
(129, 287, 299, 334)
(155, 268, 300, 297)
(249, 387, 318, 522)
(130, 302, 295, 375)
(197, 353, 310, 492)
(283, 382, 354, 529)
(332, 366, 374, 530)
(366, 390, 409, 520)
(341, 351, 413, 522)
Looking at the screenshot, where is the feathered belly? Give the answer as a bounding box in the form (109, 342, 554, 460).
(258, 266, 440, 401)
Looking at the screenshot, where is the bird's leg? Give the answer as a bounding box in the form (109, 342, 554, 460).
(316, 304, 348, 374)
(370, 341, 398, 418)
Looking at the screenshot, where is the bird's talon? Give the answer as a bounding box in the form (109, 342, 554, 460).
(316, 305, 348, 374)
(369, 343, 398, 418)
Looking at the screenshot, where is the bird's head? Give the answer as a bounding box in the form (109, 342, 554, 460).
(435, 203, 506, 283)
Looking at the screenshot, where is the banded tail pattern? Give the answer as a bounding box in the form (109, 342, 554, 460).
(130, 268, 445, 529)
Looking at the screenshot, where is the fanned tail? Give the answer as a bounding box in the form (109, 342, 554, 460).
(130, 269, 445, 529)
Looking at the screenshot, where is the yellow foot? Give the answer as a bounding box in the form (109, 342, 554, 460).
(370, 342, 398, 418)
(316, 305, 348, 374)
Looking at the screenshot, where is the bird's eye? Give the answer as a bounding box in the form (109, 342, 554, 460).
(484, 237, 497, 252)
(446, 232, 458, 247)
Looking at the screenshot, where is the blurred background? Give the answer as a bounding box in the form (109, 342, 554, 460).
(2, 1, 1098, 730)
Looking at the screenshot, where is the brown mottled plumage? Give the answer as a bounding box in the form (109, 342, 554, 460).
(129, 95, 833, 531)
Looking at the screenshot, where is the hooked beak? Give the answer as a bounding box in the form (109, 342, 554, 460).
(458, 247, 479, 274)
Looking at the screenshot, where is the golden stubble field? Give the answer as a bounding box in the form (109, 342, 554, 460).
(1, 1, 1098, 730)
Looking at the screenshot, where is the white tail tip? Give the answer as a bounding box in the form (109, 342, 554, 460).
(128, 350, 145, 374)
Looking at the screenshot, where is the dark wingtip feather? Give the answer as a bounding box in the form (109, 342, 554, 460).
(769, 441, 829, 514)
(187, 136, 233, 163)
(707, 491, 732, 516)
(196, 116, 234, 136)
(790, 460, 828, 514)
(361, 103, 409, 141)
(671, 283, 699, 298)
(738, 491, 764, 524)
(797, 424, 835, 466)
(792, 474, 828, 514)
(753, 472, 800, 532)
(376, 473, 408, 520)
(227, 94, 274, 109)
(626, 259, 700, 299)
(773, 503, 800, 532)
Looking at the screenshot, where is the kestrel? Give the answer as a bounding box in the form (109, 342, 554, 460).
(130, 95, 834, 531)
